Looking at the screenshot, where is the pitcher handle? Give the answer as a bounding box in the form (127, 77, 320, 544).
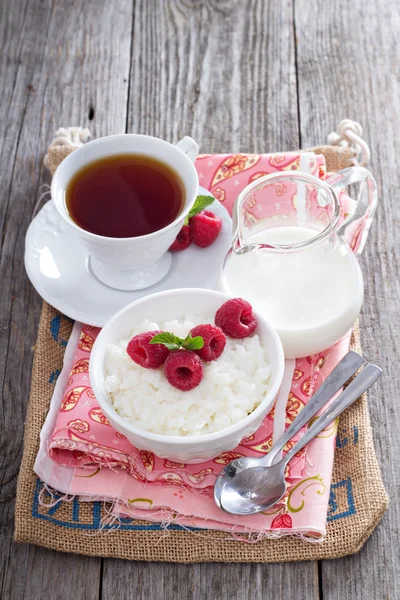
(326, 166, 378, 256)
(176, 136, 199, 163)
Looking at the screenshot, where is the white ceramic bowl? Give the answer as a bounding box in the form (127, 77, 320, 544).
(89, 288, 285, 463)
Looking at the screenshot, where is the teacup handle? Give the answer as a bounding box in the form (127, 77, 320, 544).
(176, 136, 199, 163)
(326, 166, 378, 256)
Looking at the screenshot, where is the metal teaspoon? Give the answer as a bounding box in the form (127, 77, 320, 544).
(214, 350, 365, 509)
(219, 362, 382, 515)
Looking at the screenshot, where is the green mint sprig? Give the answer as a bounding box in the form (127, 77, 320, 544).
(184, 194, 215, 225)
(150, 331, 204, 351)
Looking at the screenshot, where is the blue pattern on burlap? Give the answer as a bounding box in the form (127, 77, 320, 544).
(32, 479, 199, 531)
(336, 424, 359, 449)
(327, 477, 356, 521)
(50, 314, 74, 348)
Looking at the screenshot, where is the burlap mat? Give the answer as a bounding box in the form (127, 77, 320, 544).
(14, 143, 388, 562)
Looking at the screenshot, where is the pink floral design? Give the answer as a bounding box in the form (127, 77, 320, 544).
(273, 182, 287, 196)
(67, 419, 90, 434)
(78, 330, 94, 352)
(271, 514, 293, 529)
(164, 460, 185, 469)
(139, 450, 155, 472)
(213, 452, 243, 465)
(60, 387, 89, 412)
(210, 154, 260, 187)
(301, 372, 323, 397)
(89, 407, 111, 426)
(212, 187, 226, 202)
(248, 171, 268, 183)
(293, 369, 304, 380)
(70, 358, 89, 375)
(247, 433, 273, 455)
(286, 392, 306, 423)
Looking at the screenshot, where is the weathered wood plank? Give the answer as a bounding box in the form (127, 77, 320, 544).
(295, 0, 400, 598)
(128, 0, 300, 153)
(1, 546, 101, 600)
(102, 1, 319, 598)
(101, 560, 319, 600)
(0, 0, 132, 597)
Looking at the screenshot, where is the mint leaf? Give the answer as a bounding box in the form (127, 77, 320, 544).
(189, 195, 215, 218)
(184, 195, 215, 224)
(150, 331, 204, 352)
(182, 333, 204, 351)
(150, 332, 184, 351)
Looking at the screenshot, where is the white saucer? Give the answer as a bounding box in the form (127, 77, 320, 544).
(24, 188, 232, 326)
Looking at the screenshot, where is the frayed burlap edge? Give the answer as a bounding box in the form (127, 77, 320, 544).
(14, 144, 388, 562)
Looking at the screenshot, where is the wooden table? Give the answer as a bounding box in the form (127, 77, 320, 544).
(1, 1, 399, 598)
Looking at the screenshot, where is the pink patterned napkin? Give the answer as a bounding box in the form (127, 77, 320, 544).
(48, 324, 325, 487)
(34, 151, 363, 539)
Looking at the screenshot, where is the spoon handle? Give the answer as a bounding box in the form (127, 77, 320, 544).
(266, 351, 365, 465)
(281, 363, 382, 467)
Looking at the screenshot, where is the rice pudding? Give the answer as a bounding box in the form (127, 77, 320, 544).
(104, 315, 271, 437)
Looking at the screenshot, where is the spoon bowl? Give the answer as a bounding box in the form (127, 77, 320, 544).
(221, 464, 287, 514)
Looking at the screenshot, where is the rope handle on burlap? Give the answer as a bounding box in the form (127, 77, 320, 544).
(327, 119, 370, 167)
(35, 127, 92, 218)
(43, 126, 91, 170)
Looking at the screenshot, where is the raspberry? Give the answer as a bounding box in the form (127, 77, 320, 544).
(169, 225, 191, 252)
(164, 350, 204, 391)
(215, 298, 257, 338)
(189, 324, 226, 361)
(127, 331, 169, 369)
(190, 210, 222, 248)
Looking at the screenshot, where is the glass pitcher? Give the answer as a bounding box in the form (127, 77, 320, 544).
(218, 167, 377, 358)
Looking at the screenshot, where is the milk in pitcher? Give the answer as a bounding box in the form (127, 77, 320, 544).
(219, 226, 364, 358)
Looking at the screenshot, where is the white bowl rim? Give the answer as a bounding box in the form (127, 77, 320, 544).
(89, 288, 285, 446)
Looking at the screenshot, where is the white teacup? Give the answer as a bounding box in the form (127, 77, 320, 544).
(51, 134, 199, 291)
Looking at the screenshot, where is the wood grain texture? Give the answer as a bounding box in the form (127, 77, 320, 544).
(101, 560, 319, 600)
(104, 1, 318, 597)
(128, 0, 300, 153)
(0, 0, 132, 597)
(1, 546, 101, 600)
(295, 0, 400, 598)
(1, 0, 399, 596)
